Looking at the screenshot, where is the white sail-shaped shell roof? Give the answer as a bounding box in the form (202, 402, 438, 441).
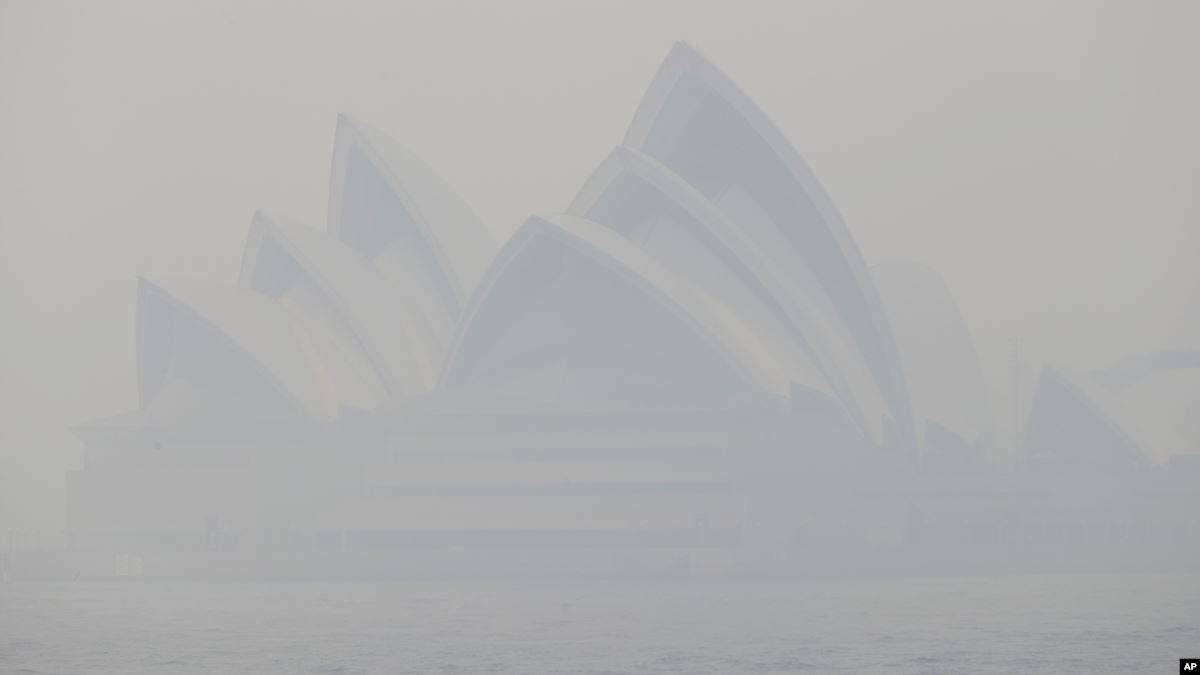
(238, 212, 435, 395)
(136, 277, 337, 420)
(873, 261, 992, 457)
(327, 115, 498, 373)
(624, 42, 915, 452)
(1024, 366, 1146, 468)
(569, 145, 885, 437)
(1026, 350, 1200, 467)
(441, 214, 788, 408)
(328, 114, 497, 300)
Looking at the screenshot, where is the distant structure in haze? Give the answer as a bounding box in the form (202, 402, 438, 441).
(61, 43, 1197, 580)
(1025, 349, 1200, 470)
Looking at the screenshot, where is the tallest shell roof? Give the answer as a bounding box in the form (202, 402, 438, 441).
(618, 43, 916, 451)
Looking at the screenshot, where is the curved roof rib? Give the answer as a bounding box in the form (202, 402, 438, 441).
(327, 114, 498, 366)
(568, 145, 880, 437)
(624, 42, 915, 452)
(873, 261, 992, 458)
(136, 277, 336, 420)
(239, 212, 437, 396)
(440, 214, 788, 409)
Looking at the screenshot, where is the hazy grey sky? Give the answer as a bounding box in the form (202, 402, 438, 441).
(2, 0, 1197, 529)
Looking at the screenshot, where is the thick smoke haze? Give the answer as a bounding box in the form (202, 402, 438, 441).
(0, 0, 1197, 549)
(2, 4, 1199, 673)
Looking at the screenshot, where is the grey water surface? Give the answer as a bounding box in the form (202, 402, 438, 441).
(2, 574, 1196, 674)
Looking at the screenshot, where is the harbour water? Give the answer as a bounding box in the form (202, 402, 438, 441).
(2, 573, 1196, 674)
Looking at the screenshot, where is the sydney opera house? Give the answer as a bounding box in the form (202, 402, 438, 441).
(62, 44, 1197, 579)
